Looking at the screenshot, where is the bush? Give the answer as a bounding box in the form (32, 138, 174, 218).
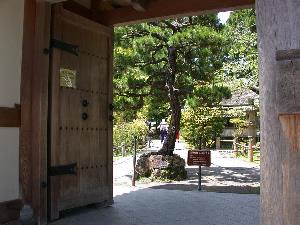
(113, 118, 149, 156)
(181, 107, 225, 149)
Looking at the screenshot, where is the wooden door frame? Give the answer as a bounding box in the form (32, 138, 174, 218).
(21, 2, 114, 223)
(20, 0, 255, 224)
(21, 0, 51, 224)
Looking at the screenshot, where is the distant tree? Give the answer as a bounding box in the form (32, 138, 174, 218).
(219, 9, 258, 92)
(181, 83, 231, 149)
(181, 107, 225, 149)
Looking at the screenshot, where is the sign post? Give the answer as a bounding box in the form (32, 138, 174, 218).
(132, 136, 137, 186)
(198, 165, 201, 191)
(187, 150, 211, 191)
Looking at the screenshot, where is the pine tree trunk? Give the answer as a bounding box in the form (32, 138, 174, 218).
(160, 90, 181, 155)
(159, 46, 181, 155)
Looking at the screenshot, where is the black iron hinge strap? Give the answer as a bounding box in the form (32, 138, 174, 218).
(51, 39, 79, 56)
(49, 163, 77, 176)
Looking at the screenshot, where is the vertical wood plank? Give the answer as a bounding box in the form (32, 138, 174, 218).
(49, 4, 63, 221)
(106, 33, 114, 201)
(257, 0, 300, 225)
(30, 1, 51, 224)
(20, 0, 36, 206)
(48, 6, 114, 215)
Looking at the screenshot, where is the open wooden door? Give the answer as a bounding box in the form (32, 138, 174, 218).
(48, 5, 113, 220)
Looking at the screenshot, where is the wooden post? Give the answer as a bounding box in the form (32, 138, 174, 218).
(248, 138, 253, 162)
(198, 166, 202, 191)
(233, 138, 238, 157)
(132, 137, 137, 186)
(121, 142, 125, 157)
(257, 1, 300, 224)
(247, 110, 257, 146)
(148, 135, 151, 148)
(20, 1, 51, 224)
(216, 137, 221, 149)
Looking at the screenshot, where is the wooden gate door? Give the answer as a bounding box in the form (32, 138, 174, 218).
(48, 6, 113, 220)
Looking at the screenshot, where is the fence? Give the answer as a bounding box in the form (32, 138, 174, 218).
(220, 138, 260, 162)
(113, 136, 152, 157)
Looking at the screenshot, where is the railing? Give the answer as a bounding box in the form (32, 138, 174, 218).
(113, 136, 151, 157)
(220, 138, 260, 162)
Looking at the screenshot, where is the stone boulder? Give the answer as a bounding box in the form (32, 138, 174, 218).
(136, 153, 187, 181)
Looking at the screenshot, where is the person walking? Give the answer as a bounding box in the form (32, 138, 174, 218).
(158, 119, 168, 143)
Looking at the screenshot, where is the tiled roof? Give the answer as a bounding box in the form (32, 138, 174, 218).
(221, 89, 259, 106)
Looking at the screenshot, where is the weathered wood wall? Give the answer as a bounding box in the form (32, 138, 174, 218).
(21, 1, 51, 224)
(256, 0, 300, 224)
(0, 199, 23, 223)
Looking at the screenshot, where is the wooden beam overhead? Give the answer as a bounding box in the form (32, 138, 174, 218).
(94, 0, 255, 26)
(131, 0, 148, 12)
(96, 0, 148, 11)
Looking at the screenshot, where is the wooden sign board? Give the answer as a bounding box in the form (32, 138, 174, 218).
(187, 150, 211, 167)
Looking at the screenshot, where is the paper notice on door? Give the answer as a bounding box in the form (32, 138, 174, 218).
(60, 68, 77, 88)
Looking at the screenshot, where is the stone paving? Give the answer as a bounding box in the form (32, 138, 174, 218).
(114, 140, 260, 194)
(50, 186, 259, 225)
(49, 140, 260, 225)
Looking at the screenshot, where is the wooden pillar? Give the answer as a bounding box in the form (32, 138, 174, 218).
(233, 138, 238, 157)
(21, 0, 51, 224)
(257, 0, 300, 224)
(216, 137, 221, 149)
(248, 138, 253, 162)
(247, 109, 257, 145)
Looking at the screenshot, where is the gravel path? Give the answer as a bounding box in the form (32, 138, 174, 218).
(51, 186, 259, 225)
(114, 140, 260, 194)
(48, 141, 260, 225)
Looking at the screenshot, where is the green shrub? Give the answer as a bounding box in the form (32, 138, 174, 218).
(181, 107, 225, 149)
(113, 118, 148, 156)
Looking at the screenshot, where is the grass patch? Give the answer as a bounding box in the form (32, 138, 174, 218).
(237, 150, 260, 164)
(113, 156, 123, 162)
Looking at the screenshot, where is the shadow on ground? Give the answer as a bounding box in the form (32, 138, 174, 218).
(50, 186, 260, 225)
(149, 166, 260, 194)
(150, 183, 260, 194)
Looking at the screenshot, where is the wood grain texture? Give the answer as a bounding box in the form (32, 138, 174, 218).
(276, 49, 300, 61)
(49, 5, 63, 220)
(21, 2, 51, 224)
(279, 114, 300, 151)
(257, 0, 300, 224)
(31, 2, 51, 225)
(93, 0, 253, 26)
(21, 0, 36, 206)
(106, 33, 114, 202)
(0, 199, 23, 223)
(0, 105, 20, 127)
(63, 0, 254, 26)
(49, 5, 113, 219)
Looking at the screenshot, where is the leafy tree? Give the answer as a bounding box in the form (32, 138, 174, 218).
(218, 9, 258, 92)
(114, 15, 228, 155)
(181, 107, 225, 149)
(181, 83, 231, 148)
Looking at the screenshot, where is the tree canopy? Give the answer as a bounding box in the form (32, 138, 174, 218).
(113, 9, 259, 152)
(114, 15, 231, 154)
(219, 9, 258, 92)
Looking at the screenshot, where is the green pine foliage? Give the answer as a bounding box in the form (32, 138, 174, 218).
(113, 9, 259, 152)
(219, 9, 258, 90)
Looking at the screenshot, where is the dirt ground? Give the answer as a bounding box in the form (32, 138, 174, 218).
(114, 143, 260, 194)
(140, 165, 260, 194)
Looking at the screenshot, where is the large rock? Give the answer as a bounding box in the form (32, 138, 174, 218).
(136, 153, 187, 181)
